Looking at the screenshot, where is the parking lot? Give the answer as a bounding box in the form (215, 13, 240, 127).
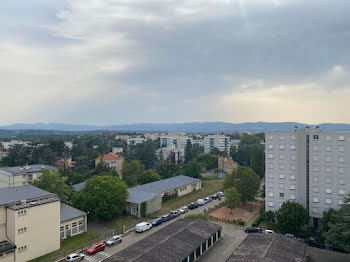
(77, 195, 225, 262)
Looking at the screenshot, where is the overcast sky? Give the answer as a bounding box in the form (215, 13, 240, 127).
(1, 0, 350, 125)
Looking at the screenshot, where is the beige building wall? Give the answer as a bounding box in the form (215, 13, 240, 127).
(0, 252, 15, 262)
(0, 206, 7, 240)
(0, 171, 44, 189)
(177, 181, 201, 197)
(60, 216, 86, 240)
(146, 196, 162, 215)
(7, 201, 60, 262)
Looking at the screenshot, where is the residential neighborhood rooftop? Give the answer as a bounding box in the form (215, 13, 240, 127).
(95, 152, 124, 161)
(105, 218, 222, 262)
(60, 203, 86, 222)
(226, 233, 307, 262)
(0, 185, 55, 206)
(0, 164, 56, 175)
(127, 188, 159, 204)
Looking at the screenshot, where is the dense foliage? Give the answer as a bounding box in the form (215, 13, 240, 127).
(276, 201, 309, 234)
(224, 187, 241, 212)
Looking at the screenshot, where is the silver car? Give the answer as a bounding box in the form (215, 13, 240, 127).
(106, 235, 122, 246)
(65, 253, 85, 261)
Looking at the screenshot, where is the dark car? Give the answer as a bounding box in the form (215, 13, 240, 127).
(329, 243, 349, 254)
(161, 214, 171, 222)
(152, 218, 163, 227)
(304, 237, 325, 249)
(188, 202, 198, 210)
(211, 194, 218, 200)
(244, 227, 262, 233)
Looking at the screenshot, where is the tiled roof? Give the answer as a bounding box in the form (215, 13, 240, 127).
(0, 164, 56, 175)
(105, 219, 221, 262)
(60, 203, 86, 222)
(95, 153, 124, 161)
(0, 185, 55, 206)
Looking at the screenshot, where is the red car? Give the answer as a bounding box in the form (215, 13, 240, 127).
(86, 242, 105, 255)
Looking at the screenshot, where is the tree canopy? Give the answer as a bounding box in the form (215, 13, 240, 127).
(122, 160, 145, 187)
(126, 140, 158, 169)
(224, 166, 260, 203)
(225, 187, 241, 213)
(184, 139, 193, 163)
(72, 175, 128, 221)
(276, 201, 309, 234)
(182, 160, 203, 178)
(139, 169, 161, 184)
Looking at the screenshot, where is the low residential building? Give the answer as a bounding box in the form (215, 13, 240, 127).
(204, 135, 230, 154)
(0, 185, 61, 262)
(112, 147, 123, 154)
(115, 135, 129, 141)
(127, 137, 146, 146)
(0, 240, 16, 262)
(56, 158, 76, 169)
(95, 153, 124, 176)
(0, 164, 57, 189)
(0, 148, 8, 161)
(218, 157, 238, 174)
(105, 219, 222, 262)
(156, 145, 184, 164)
(126, 175, 201, 217)
(160, 136, 193, 150)
(193, 139, 204, 146)
(64, 141, 73, 149)
(1, 140, 29, 150)
(60, 203, 87, 240)
(230, 139, 240, 149)
(226, 233, 307, 262)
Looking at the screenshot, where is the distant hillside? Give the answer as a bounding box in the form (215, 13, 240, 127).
(1, 122, 350, 134)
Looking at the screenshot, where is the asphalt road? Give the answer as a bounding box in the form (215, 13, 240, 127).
(82, 197, 226, 262)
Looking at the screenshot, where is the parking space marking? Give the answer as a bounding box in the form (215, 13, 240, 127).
(84, 251, 112, 262)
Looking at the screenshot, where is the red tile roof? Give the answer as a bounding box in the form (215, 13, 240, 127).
(0, 148, 7, 152)
(96, 152, 123, 161)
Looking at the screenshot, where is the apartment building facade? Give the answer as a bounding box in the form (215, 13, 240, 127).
(95, 153, 124, 176)
(160, 136, 193, 150)
(265, 127, 350, 228)
(204, 135, 230, 154)
(0, 165, 57, 189)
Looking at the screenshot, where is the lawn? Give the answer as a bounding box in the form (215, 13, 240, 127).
(29, 230, 101, 262)
(155, 180, 224, 215)
(102, 215, 144, 230)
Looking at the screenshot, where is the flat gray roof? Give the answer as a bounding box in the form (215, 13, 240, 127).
(226, 233, 307, 262)
(0, 185, 55, 206)
(127, 189, 159, 204)
(105, 218, 221, 262)
(60, 203, 86, 222)
(0, 164, 56, 175)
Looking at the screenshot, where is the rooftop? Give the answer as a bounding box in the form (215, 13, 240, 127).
(0, 164, 56, 175)
(96, 152, 124, 161)
(226, 233, 307, 262)
(72, 181, 86, 191)
(105, 218, 221, 262)
(60, 203, 86, 222)
(0, 185, 55, 206)
(127, 189, 159, 204)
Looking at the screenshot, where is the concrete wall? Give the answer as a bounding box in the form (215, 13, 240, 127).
(7, 201, 60, 262)
(0, 171, 43, 189)
(0, 207, 7, 241)
(177, 181, 201, 197)
(0, 252, 15, 262)
(146, 195, 162, 215)
(0, 171, 11, 189)
(60, 215, 87, 239)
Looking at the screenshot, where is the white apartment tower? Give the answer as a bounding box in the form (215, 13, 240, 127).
(265, 127, 350, 228)
(204, 135, 230, 154)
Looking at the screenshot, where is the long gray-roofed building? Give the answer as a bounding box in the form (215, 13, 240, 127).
(105, 218, 222, 262)
(60, 203, 87, 239)
(226, 233, 307, 262)
(126, 175, 201, 217)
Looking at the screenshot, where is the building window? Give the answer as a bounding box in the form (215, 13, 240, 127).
(291, 135, 296, 140)
(326, 135, 332, 141)
(268, 182, 274, 188)
(290, 194, 296, 200)
(291, 154, 296, 160)
(18, 210, 27, 216)
(338, 135, 345, 141)
(313, 176, 319, 182)
(326, 177, 332, 183)
(290, 175, 296, 180)
(339, 178, 345, 185)
(325, 156, 332, 162)
(279, 154, 285, 160)
(268, 164, 274, 169)
(339, 189, 345, 195)
(339, 167, 345, 174)
(279, 193, 284, 198)
(268, 173, 274, 179)
(268, 192, 274, 197)
(290, 145, 296, 150)
(279, 165, 285, 170)
(313, 145, 319, 151)
(313, 166, 319, 172)
(313, 197, 319, 203)
(290, 165, 295, 170)
(268, 144, 274, 149)
(313, 156, 319, 162)
(279, 174, 285, 179)
(79, 220, 84, 232)
(279, 203, 283, 208)
(338, 146, 344, 152)
(339, 157, 345, 163)
(279, 144, 285, 150)
(268, 154, 274, 159)
(325, 167, 332, 173)
(339, 200, 344, 206)
(269, 135, 273, 140)
(312, 207, 319, 213)
(325, 188, 332, 194)
(268, 202, 274, 207)
(279, 183, 284, 189)
(313, 134, 319, 140)
(290, 184, 296, 190)
(279, 135, 285, 140)
(313, 187, 319, 193)
(326, 145, 332, 152)
(325, 199, 332, 205)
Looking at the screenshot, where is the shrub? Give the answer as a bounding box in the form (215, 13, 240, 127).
(238, 220, 245, 226)
(184, 213, 207, 220)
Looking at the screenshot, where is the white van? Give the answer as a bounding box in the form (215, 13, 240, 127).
(135, 222, 152, 233)
(197, 199, 205, 206)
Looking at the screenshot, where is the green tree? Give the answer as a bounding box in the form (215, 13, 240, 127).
(224, 166, 260, 203)
(250, 145, 265, 179)
(68, 172, 85, 185)
(210, 147, 228, 157)
(48, 139, 66, 157)
(32, 170, 72, 203)
(224, 188, 241, 213)
(234, 134, 262, 166)
(126, 140, 158, 169)
(194, 154, 218, 170)
(182, 160, 203, 178)
(1, 144, 31, 166)
(191, 144, 204, 159)
(155, 161, 178, 179)
(276, 201, 309, 234)
(122, 160, 145, 186)
(139, 169, 161, 184)
(72, 176, 128, 220)
(184, 139, 193, 163)
(324, 195, 350, 251)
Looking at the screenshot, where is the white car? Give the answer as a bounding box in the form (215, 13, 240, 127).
(179, 206, 188, 214)
(65, 253, 85, 261)
(264, 229, 275, 234)
(106, 235, 122, 246)
(197, 199, 205, 205)
(218, 191, 224, 196)
(135, 222, 152, 233)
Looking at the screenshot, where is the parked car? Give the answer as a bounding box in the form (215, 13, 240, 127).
(65, 253, 85, 261)
(106, 235, 122, 246)
(244, 227, 262, 233)
(264, 229, 275, 234)
(135, 222, 152, 233)
(179, 206, 188, 214)
(218, 191, 224, 196)
(328, 243, 349, 254)
(152, 218, 163, 227)
(285, 233, 296, 239)
(170, 210, 180, 218)
(204, 197, 212, 203)
(161, 214, 171, 222)
(86, 243, 105, 255)
(188, 202, 198, 209)
(211, 194, 218, 200)
(304, 237, 325, 249)
(197, 199, 205, 206)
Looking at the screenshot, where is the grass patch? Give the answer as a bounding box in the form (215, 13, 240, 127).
(102, 215, 144, 230)
(29, 231, 101, 262)
(154, 180, 224, 216)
